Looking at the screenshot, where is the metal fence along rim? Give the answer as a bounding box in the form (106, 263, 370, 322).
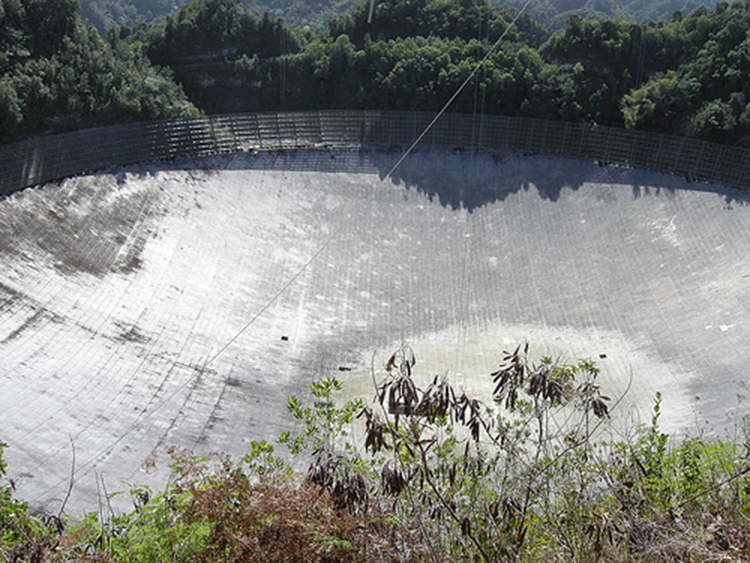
(1, 111, 748, 196)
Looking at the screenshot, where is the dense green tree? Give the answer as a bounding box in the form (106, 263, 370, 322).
(3, 0, 750, 147)
(75, 0, 723, 36)
(241, 31, 594, 123)
(24, 0, 80, 56)
(143, 0, 301, 65)
(0, 0, 27, 72)
(124, 0, 302, 113)
(0, 0, 196, 143)
(618, 1, 750, 143)
(0, 78, 21, 130)
(505, 0, 722, 30)
(692, 92, 750, 145)
(621, 70, 701, 133)
(79, 0, 186, 33)
(326, 0, 544, 48)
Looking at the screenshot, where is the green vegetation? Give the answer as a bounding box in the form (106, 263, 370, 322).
(79, 0, 190, 36)
(0, 0, 197, 143)
(504, 0, 722, 30)
(108, 0, 749, 148)
(3, 344, 750, 561)
(2, 0, 750, 146)
(0, 441, 64, 561)
(77, 0, 721, 35)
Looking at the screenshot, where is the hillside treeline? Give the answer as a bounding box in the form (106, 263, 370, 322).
(505, 0, 722, 30)
(79, 0, 721, 37)
(0, 0, 196, 141)
(1, 0, 749, 147)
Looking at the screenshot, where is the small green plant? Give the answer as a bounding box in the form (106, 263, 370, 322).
(631, 392, 670, 502)
(279, 377, 365, 457)
(278, 377, 373, 515)
(244, 440, 290, 479)
(0, 441, 62, 562)
(60, 486, 210, 562)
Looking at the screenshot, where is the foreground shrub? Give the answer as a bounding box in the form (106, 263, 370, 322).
(54, 446, 436, 562)
(161, 447, 431, 562)
(1, 441, 62, 562)
(278, 344, 750, 561)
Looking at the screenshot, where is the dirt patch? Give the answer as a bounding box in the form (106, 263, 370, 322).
(0, 173, 164, 276)
(115, 323, 150, 344)
(0, 282, 23, 309)
(1, 307, 64, 344)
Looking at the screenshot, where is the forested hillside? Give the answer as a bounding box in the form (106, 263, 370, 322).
(0, 0, 196, 142)
(128, 0, 749, 146)
(542, 5, 750, 140)
(505, 0, 722, 30)
(1, 0, 749, 147)
(78, 0, 721, 35)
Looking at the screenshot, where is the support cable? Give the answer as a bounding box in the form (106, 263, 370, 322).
(36, 223, 345, 506)
(384, 0, 534, 180)
(36, 0, 534, 507)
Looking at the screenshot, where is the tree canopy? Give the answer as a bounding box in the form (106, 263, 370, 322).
(0, 0, 196, 143)
(2, 0, 750, 147)
(504, 0, 722, 30)
(76, 0, 723, 35)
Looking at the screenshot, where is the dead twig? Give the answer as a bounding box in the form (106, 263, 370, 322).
(57, 435, 76, 518)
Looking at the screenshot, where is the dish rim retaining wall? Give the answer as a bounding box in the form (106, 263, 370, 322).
(1, 110, 748, 197)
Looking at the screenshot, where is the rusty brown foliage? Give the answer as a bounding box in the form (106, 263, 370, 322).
(166, 449, 436, 562)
